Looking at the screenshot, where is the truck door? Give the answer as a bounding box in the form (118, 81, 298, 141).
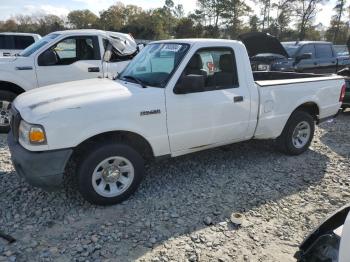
(166, 47, 251, 153)
(35, 35, 103, 87)
(294, 44, 318, 73)
(314, 44, 337, 73)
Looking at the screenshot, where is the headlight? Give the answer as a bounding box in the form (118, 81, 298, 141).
(19, 120, 47, 145)
(257, 64, 271, 71)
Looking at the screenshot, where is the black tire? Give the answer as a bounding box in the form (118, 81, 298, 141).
(0, 90, 17, 133)
(77, 142, 145, 205)
(276, 110, 315, 155)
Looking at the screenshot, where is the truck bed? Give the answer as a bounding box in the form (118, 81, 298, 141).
(254, 71, 343, 87)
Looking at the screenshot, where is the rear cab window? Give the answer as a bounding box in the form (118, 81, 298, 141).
(0, 35, 13, 49)
(315, 44, 334, 58)
(0, 35, 35, 50)
(298, 44, 315, 58)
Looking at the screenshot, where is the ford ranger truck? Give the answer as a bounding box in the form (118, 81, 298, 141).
(0, 29, 139, 132)
(8, 39, 346, 205)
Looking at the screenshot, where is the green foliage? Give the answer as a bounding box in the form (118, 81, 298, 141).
(0, 0, 348, 43)
(67, 10, 98, 29)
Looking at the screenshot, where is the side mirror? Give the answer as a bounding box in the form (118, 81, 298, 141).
(296, 53, 312, 63)
(103, 43, 113, 62)
(38, 49, 58, 66)
(174, 74, 205, 94)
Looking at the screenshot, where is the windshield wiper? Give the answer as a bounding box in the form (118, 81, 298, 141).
(122, 75, 147, 88)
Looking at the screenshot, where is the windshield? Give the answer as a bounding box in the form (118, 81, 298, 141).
(334, 45, 349, 56)
(118, 43, 190, 88)
(282, 43, 301, 57)
(19, 33, 60, 57)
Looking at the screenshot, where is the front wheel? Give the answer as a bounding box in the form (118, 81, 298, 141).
(276, 110, 315, 155)
(0, 90, 16, 133)
(77, 143, 145, 205)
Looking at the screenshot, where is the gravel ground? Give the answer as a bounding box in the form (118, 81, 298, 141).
(0, 111, 349, 262)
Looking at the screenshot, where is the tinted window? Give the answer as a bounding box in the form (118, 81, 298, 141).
(181, 48, 239, 92)
(14, 36, 35, 49)
(298, 44, 315, 58)
(0, 35, 13, 49)
(315, 44, 333, 58)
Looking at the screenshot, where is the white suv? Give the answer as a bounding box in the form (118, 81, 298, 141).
(0, 33, 41, 57)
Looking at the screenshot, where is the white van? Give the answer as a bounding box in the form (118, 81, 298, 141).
(0, 33, 41, 57)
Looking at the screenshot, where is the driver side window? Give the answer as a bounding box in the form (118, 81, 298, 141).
(38, 36, 100, 66)
(175, 48, 239, 94)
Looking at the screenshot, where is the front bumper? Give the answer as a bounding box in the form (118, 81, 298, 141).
(7, 133, 73, 191)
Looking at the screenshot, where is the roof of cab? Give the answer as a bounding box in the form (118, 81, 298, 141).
(0, 32, 41, 37)
(151, 38, 242, 45)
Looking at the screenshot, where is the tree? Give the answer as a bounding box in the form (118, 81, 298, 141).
(222, 0, 252, 38)
(36, 15, 64, 35)
(294, 0, 328, 40)
(331, 0, 347, 42)
(175, 17, 200, 38)
(259, 0, 272, 30)
(273, 0, 295, 38)
(67, 9, 98, 29)
(0, 19, 18, 32)
(249, 15, 260, 32)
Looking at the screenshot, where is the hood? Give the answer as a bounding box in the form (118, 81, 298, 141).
(13, 78, 133, 121)
(239, 32, 289, 58)
(106, 31, 137, 56)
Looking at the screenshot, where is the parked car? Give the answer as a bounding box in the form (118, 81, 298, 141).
(334, 45, 349, 56)
(8, 39, 345, 205)
(0, 29, 139, 132)
(295, 204, 350, 262)
(239, 32, 350, 74)
(0, 32, 41, 57)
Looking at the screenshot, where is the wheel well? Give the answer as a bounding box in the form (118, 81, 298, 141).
(0, 81, 25, 95)
(71, 131, 155, 163)
(293, 102, 319, 121)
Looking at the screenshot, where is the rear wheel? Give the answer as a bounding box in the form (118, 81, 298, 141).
(0, 90, 16, 133)
(77, 142, 145, 205)
(276, 110, 315, 155)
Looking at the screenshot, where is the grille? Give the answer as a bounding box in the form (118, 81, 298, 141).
(10, 106, 21, 142)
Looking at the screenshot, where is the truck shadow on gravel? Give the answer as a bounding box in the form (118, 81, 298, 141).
(0, 138, 330, 260)
(319, 111, 350, 157)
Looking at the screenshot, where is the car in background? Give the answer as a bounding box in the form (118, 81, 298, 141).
(0, 32, 41, 57)
(0, 29, 139, 132)
(334, 45, 349, 56)
(295, 204, 350, 262)
(239, 32, 350, 74)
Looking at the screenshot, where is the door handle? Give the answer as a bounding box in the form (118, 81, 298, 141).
(88, 67, 100, 72)
(3, 53, 10, 56)
(234, 96, 244, 103)
(314, 62, 318, 66)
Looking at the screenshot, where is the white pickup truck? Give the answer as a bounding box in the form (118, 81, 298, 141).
(0, 32, 41, 57)
(0, 29, 138, 132)
(8, 39, 346, 205)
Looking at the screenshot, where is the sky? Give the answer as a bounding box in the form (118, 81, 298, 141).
(0, 0, 338, 27)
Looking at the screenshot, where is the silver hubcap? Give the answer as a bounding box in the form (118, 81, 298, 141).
(292, 121, 311, 149)
(92, 156, 134, 198)
(0, 101, 10, 127)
